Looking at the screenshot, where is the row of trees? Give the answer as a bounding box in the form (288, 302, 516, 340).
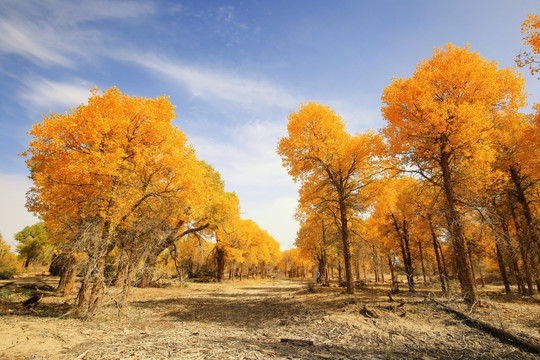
(23, 87, 281, 319)
(280, 15, 540, 303)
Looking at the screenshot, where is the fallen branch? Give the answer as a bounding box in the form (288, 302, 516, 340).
(359, 305, 379, 318)
(0, 281, 14, 288)
(425, 295, 540, 354)
(280, 338, 314, 346)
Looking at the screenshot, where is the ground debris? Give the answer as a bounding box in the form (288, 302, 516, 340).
(1, 278, 539, 360)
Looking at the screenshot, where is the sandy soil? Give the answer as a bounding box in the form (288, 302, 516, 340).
(1, 277, 539, 359)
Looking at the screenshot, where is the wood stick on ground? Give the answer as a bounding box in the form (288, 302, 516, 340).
(0, 281, 14, 288)
(424, 295, 540, 355)
(280, 338, 314, 346)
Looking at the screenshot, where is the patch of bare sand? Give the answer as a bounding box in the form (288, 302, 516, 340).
(1, 278, 539, 359)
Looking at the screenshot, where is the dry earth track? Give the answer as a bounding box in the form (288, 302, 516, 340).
(1, 277, 539, 359)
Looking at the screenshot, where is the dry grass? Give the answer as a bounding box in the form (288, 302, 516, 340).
(0, 276, 539, 359)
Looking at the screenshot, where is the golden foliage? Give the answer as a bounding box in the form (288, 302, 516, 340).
(516, 14, 540, 77)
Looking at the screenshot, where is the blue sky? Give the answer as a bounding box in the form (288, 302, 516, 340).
(1, 0, 539, 251)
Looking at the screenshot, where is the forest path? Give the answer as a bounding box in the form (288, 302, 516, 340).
(1, 277, 539, 359)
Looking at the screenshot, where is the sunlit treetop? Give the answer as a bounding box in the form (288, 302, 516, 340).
(382, 43, 526, 189)
(517, 13, 540, 77)
(23, 87, 207, 240)
(278, 102, 348, 183)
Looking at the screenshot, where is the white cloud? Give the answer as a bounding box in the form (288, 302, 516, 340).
(189, 120, 299, 249)
(19, 78, 93, 110)
(190, 121, 289, 187)
(122, 53, 299, 109)
(0, 1, 155, 67)
(0, 21, 72, 67)
(0, 173, 39, 251)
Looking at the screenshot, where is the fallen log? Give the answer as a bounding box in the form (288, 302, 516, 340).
(22, 294, 43, 309)
(0, 281, 14, 288)
(280, 338, 314, 346)
(359, 305, 379, 318)
(425, 295, 540, 355)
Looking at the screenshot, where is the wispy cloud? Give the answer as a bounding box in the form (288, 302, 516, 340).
(19, 77, 93, 110)
(189, 120, 299, 249)
(122, 53, 299, 109)
(0, 1, 155, 67)
(0, 21, 73, 67)
(191, 120, 289, 187)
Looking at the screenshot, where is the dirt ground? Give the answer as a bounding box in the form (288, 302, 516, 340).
(1, 276, 539, 359)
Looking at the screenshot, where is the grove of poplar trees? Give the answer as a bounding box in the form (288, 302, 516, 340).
(23, 87, 281, 319)
(281, 35, 539, 302)
(21, 14, 540, 319)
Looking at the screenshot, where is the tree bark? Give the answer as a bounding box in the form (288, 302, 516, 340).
(388, 253, 399, 293)
(338, 197, 354, 294)
(495, 241, 511, 294)
(440, 152, 477, 303)
(509, 195, 534, 294)
(392, 215, 414, 292)
(509, 167, 539, 248)
(56, 253, 78, 297)
(430, 220, 447, 293)
(113, 251, 127, 287)
(418, 240, 427, 285)
(215, 247, 226, 282)
(500, 214, 525, 293)
(57, 265, 77, 297)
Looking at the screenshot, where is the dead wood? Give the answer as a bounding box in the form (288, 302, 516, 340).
(359, 305, 379, 318)
(425, 295, 540, 354)
(280, 338, 314, 346)
(22, 294, 43, 309)
(0, 281, 14, 288)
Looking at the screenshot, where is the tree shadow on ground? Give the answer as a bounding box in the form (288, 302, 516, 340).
(0, 276, 73, 318)
(130, 292, 307, 329)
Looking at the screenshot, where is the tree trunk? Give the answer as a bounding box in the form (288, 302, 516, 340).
(495, 241, 511, 294)
(79, 255, 107, 320)
(371, 246, 379, 283)
(441, 153, 477, 303)
(337, 259, 342, 283)
(509, 167, 539, 248)
(430, 220, 447, 293)
(392, 215, 414, 292)
(478, 262, 485, 288)
(119, 260, 135, 310)
(338, 197, 354, 294)
(57, 264, 77, 297)
(509, 195, 534, 294)
(113, 251, 127, 287)
(56, 253, 78, 297)
(468, 250, 478, 285)
(139, 249, 159, 288)
(380, 258, 385, 283)
(439, 239, 450, 290)
(215, 247, 226, 282)
(362, 263, 366, 282)
(317, 253, 329, 285)
(500, 215, 525, 293)
(419, 241, 427, 285)
(388, 253, 399, 293)
(355, 257, 361, 281)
